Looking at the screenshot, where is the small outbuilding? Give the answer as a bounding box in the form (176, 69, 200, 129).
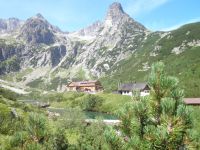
(184, 98, 200, 105)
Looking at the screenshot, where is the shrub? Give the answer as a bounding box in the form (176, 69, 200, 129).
(53, 128, 69, 150)
(71, 94, 104, 111)
(83, 94, 104, 111)
(77, 122, 109, 150)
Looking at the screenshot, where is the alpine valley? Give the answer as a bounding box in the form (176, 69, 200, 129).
(0, 2, 200, 97)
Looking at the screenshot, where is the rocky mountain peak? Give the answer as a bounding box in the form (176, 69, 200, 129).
(106, 2, 124, 17)
(7, 18, 23, 31)
(0, 17, 23, 33)
(29, 13, 46, 22)
(18, 14, 55, 44)
(104, 2, 129, 27)
(8, 17, 21, 22)
(35, 13, 44, 19)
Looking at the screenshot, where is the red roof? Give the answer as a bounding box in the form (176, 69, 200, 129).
(67, 80, 99, 87)
(184, 98, 200, 105)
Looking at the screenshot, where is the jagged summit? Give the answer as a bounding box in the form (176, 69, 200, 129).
(0, 17, 23, 32)
(106, 2, 124, 17)
(70, 2, 147, 42)
(36, 13, 44, 18)
(30, 13, 46, 21)
(105, 2, 125, 23)
(19, 13, 55, 44)
(104, 2, 146, 32)
(7, 17, 21, 21)
(104, 2, 132, 27)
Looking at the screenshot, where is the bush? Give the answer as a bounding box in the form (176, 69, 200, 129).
(9, 112, 53, 149)
(77, 122, 109, 150)
(83, 94, 104, 111)
(53, 128, 69, 150)
(71, 94, 104, 111)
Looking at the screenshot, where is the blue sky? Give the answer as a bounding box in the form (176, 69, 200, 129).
(0, 0, 199, 32)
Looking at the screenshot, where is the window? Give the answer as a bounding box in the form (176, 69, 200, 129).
(144, 90, 150, 93)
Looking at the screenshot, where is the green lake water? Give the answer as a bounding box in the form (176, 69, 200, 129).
(19, 100, 118, 120)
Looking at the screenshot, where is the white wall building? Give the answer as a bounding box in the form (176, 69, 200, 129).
(118, 82, 150, 97)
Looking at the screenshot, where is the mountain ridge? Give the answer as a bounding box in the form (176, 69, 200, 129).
(0, 2, 199, 95)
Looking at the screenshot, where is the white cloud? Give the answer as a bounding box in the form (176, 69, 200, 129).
(125, 0, 169, 16)
(161, 17, 200, 31)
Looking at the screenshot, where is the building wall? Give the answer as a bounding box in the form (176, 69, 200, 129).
(66, 87, 76, 91)
(140, 91, 150, 96)
(122, 91, 150, 97)
(67, 86, 99, 92)
(122, 91, 133, 96)
(79, 86, 96, 92)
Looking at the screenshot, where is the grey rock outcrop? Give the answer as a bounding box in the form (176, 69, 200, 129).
(0, 18, 23, 33)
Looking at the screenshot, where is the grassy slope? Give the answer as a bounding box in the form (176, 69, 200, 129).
(97, 93, 131, 113)
(48, 91, 131, 113)
(101, 22, 200, 97)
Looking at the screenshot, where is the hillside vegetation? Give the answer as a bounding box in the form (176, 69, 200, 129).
(1, 62, 200, 149)
(101, 22, 200, 97)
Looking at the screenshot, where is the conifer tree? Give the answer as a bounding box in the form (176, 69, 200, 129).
(105, 62, 192, 150)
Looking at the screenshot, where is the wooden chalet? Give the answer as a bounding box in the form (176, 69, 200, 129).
(118, 82, 150, 96)
(66, 80, 103, 93)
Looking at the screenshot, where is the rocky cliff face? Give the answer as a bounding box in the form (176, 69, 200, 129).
(50, 45, 67, 67)
(0, 2, 198, 91)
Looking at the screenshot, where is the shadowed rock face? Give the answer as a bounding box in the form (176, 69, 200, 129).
(0, 41, 23, 62)
(50, 45, 66, 67)
(19, 14, 55, 45)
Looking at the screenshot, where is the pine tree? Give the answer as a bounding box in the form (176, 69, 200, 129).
(105, 62, 192, 150)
